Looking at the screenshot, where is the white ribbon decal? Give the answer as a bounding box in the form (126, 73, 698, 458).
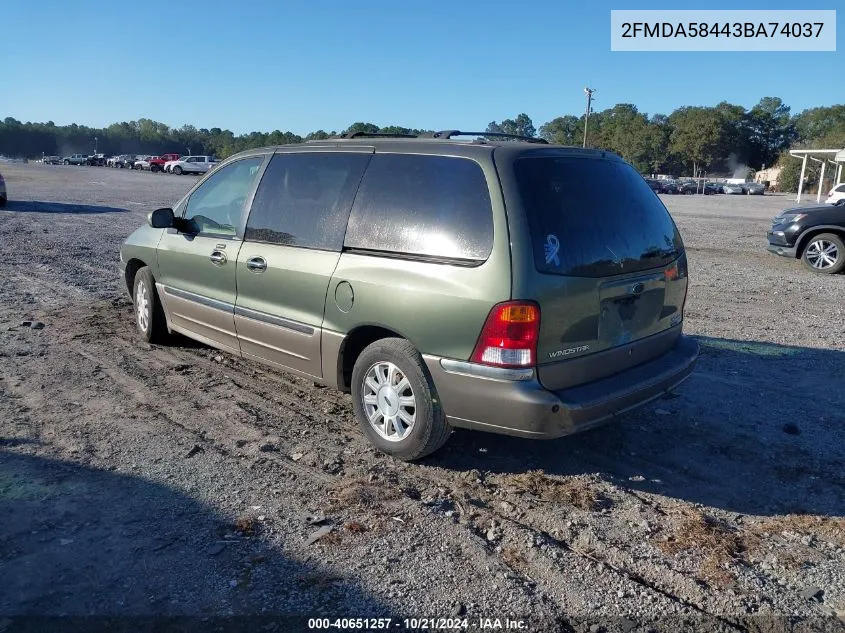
(544, 234, 560, 266)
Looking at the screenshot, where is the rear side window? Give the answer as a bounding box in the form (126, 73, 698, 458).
(245, 152, 371, 251)
(344, 154, 494, 261)
(514, 156, 683, 278)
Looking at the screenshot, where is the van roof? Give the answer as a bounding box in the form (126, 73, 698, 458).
(227, 134, 620, 162)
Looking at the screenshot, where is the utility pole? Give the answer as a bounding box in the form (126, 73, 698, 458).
(582, 87, 596, 148)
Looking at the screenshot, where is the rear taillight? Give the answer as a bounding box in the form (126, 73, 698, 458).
(667, 252, 690, 315)
(470, 301, 540, 368)
(665, 252, 688, 282)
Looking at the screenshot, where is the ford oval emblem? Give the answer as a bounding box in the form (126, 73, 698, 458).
(631, 282, 645, 295)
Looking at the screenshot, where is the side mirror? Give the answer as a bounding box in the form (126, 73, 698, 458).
(148, 207, 174, 229)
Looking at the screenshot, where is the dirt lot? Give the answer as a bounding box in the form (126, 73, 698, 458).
(1, 163, 843, 632)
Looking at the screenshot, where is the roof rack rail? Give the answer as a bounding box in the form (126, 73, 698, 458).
(339, 131, 419, 139)
(428, 130, 548, 144)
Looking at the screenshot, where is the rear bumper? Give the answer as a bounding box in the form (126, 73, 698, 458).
(425, 335, 699, 439)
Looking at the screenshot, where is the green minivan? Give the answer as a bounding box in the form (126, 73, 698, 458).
(120, 131, 698, 460)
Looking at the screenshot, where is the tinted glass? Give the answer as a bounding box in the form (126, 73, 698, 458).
(514, 156, 683, 278)
(183, 157, 264, 235)
(245, 152, 371, 250)
(345, 154, 494, 261)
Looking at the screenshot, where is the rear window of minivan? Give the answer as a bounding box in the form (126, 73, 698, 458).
(513, 156, 683, 278)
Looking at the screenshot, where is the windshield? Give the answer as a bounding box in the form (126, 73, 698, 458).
(514, 156, 684, 278)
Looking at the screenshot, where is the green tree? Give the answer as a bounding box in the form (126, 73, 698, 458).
(594, 104, 652, 171)
(668, 106, 729, 176)
(539, 115, 580, 145)
(344, 122, 380, 135)
(486, 113, 536, 139)
(746, 97, 796, 169)
(793, 105, 845, 144)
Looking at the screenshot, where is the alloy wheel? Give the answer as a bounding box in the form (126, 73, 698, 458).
(136, 280, 150, 332)
(806, 239, 839, 270)
(361, 361, 416, 442)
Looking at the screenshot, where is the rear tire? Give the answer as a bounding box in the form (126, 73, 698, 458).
(132, 267, 168, 343)
(801, 233, 845, 274)
(0, 195, 6, 208)
(351, 338, 451, 461)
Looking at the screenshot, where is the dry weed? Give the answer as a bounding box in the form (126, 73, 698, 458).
(331, 478, 400, 508)
(505, 470, 601, 511)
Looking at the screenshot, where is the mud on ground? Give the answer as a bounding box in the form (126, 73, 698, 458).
(1, 164, 843, 631)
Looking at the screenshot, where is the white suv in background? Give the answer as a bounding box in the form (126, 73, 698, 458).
(825, 183, 845, 205)
(166, 155, 218, 175)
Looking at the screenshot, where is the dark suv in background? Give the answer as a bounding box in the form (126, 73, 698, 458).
(121, 131, 699, 460)
(768, 203, 845, 274)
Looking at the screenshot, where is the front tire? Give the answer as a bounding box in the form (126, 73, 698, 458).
(133, 267, 168, 342)
(174, 166, 183, 175)
(351, 338, 451, 461)
(801, 233, 845, 274)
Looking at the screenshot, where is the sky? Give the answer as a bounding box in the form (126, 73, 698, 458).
(1, 0, 841, 136)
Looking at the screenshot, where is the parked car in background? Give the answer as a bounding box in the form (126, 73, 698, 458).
(825, 183, 845, 205)
(120, 133, 698, 460)
(655, 180, 677, 194)
(113, 154, 138, 168)
(722, 183, 745, 195)
(129, 155, 148, 169)
(703, 181, 722, 195)
(745, 182, 766, 195)
(677, 180, 699, 195)
(62, 154, 88, 166)
(42, 156, 61, 165)
(148, 153, 181, 173)
(0, 169, 6, 207)
(133, 156, 156, 170)
(167, 155, 218, 175)
(768, 204, 845, 274)
(86, 154, 106, 166)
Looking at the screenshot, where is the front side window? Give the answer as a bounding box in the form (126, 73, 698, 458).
(183, 157, 264, 236)
(344, 154, 494, 261)
(245, 152, 371, 250)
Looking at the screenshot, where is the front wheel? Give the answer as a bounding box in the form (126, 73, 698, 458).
(351, 338, 451, 461)
(802, 233, 845, 274)
(173, 166, 183, 175)
(133, 267, 168, 342)
(150, 165, 160, 173)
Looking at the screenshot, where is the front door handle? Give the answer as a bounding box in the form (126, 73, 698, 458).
(246, 256, 267, 273)
(210, 250, 227, 265)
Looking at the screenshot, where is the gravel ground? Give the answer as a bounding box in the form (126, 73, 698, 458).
(0, 163, 843, 632)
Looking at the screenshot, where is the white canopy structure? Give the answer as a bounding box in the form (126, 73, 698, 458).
(789, 148, 845, 203)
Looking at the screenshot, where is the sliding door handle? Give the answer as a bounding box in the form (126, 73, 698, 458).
(246, 256, 267, 273)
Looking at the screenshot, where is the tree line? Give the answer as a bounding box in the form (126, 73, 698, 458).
(1, 98, 843, 192)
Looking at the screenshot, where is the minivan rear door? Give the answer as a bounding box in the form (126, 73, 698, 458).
(234, 148, 372, 378)
(502, 151, 689, 390)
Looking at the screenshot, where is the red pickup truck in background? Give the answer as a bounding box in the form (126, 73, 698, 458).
(149, 153, 181, 173)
